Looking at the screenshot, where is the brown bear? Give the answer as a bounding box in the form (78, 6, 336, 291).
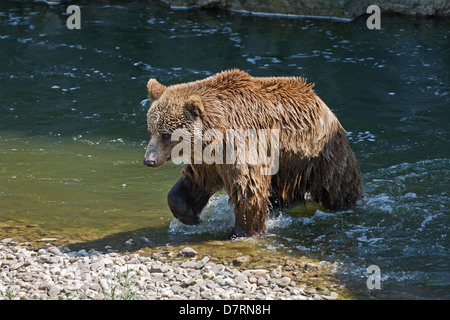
(144, 69, 362, 236)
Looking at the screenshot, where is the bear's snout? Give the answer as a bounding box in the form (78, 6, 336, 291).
(143, 158, 157, 167)
(144, 139, 167, 168)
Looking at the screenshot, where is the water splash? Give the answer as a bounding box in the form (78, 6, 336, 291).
(168, 194, 235, 235)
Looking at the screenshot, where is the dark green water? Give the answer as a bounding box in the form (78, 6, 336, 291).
(0, 0, 449, 299)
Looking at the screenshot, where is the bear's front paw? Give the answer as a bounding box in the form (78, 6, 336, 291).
(173, 209, 202, 225)
(167, 177, 213, 226)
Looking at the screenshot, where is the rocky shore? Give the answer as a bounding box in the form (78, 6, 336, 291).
(161, 0, 450, 19)
(0, 238, 340, 300)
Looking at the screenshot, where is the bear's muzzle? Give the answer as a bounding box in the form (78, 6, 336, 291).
(143, 158, 157, 167)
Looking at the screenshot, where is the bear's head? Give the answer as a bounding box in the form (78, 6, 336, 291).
(144, 78, 204, 168)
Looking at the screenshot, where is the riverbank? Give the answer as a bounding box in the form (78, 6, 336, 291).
(161, 0, 450, 19)
(0, 238, 343, 300)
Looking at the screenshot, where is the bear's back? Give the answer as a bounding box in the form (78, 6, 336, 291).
(193, 69, 315, 100)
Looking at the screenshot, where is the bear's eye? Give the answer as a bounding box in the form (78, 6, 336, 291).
(162, 133, 171, 140)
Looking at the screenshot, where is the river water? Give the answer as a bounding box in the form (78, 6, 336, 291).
(0, 0, 449, 299)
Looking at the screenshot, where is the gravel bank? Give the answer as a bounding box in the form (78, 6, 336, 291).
(0, 238, 339, 300)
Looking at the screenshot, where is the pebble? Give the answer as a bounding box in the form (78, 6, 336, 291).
(278, 276, 291, 287)
(196, 256, 209, 269)
(37, 238, 59, 243)
(0, 241, 339, 300)
(271, 266, 283, 279)
(232, 256, 249, 266)
(180, 247, 197, 257)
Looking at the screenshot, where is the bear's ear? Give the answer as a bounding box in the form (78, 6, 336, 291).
(147, 79, 167, 101)
(184, 95, 204, 119)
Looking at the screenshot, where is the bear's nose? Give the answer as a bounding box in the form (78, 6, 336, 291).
(143, 158, 156, 167)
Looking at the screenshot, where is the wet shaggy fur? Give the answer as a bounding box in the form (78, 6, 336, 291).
(145, 69, 362, 236)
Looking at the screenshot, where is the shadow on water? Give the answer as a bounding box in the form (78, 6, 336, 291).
(65, 226, 201, 253)
(65, 192, 238, 255)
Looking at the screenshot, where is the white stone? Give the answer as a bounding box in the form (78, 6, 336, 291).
(271, 266, 283, 279)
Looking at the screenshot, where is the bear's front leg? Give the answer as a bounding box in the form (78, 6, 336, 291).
(233, 198, 269, 237)
(224, 172, 271, 237)
(168, 175, 213, 225)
